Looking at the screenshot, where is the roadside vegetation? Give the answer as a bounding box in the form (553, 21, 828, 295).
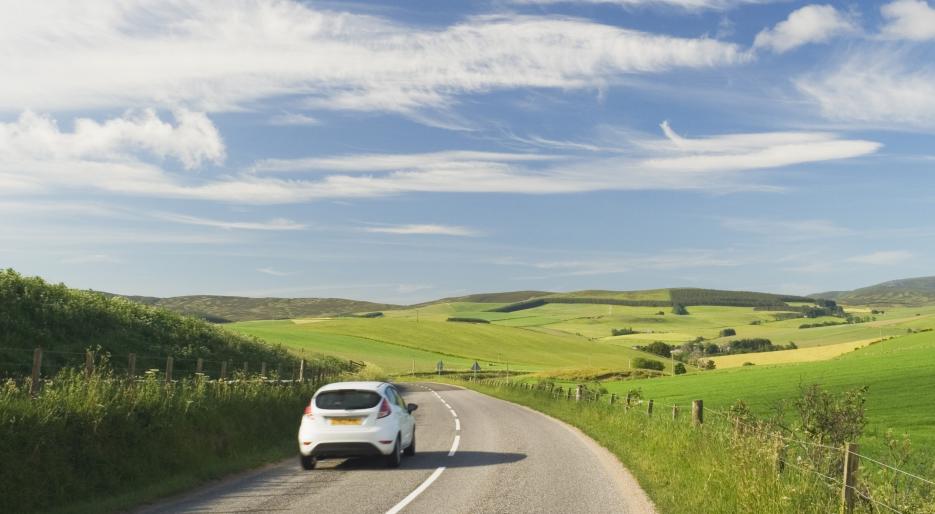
(453, 379, 935, 513)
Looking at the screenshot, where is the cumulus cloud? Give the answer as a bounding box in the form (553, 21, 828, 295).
(880, 0, 935, 40)
(754, 5, 857, 53)
(0, 0, 746, 115)
(795, 52, 935, 129)
(846, 250, 913, 265)
(364, 224, 481, 236)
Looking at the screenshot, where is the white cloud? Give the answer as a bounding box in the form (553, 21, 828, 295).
(364, 224, 481, 237)
(61, 254, 122, 264)
(846, 250, 913, 265)
(267, 113, 320, 126)
(795, 52, 935, 129)
(254, 151, 559, 173)
(0, 109, 224, 170)
(880, 0, 935, 40)
(721, 218, 853, 239)
(511, 0, 765, 10)
(0, 1, 746, 115)
(257, 267, 292, 276)
(156, 213, 306, 231)
(0, 112, 880, 204)
(754, 5, 857, 54)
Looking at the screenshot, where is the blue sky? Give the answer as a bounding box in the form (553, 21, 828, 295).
(2, 0, 934, 303)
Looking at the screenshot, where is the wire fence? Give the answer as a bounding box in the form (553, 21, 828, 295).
(468, 377, 935, 514)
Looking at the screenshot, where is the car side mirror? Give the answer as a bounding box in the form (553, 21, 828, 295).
(407, 403, 418, 414)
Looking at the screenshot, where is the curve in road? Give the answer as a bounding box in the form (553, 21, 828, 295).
(136, 382, 655, 514)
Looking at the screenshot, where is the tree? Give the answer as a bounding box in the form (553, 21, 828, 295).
(673, 362, 687, 375)
(672, 303, 689, 315)
(719, 328, 736, 337)
(644, 341, 672, 357)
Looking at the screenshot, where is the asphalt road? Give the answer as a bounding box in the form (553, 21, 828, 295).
(138, 383, 656, 514)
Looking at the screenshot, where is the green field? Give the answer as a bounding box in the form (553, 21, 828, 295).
(229, 317, 672, 374)
(600, 332, 935, 452)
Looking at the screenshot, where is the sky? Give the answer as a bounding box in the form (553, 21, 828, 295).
(1, 0, 934, 303)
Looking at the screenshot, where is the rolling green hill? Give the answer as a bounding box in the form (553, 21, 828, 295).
(814, 276, 935, 306)
(489, 288, 814, 312)
(104, 293, 402, 322)
(0, 270, 294, 376)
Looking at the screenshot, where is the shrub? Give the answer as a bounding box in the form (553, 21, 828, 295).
(632, 357, 665, 371)
(672, 303, 689, 315)
(719, 328, 736, 337)
(446, 317, 491, 324)
(611, 327, 640, 336)
(673, 362, 687, 375)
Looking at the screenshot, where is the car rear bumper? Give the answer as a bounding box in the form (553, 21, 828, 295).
(298, 420, 397, 457)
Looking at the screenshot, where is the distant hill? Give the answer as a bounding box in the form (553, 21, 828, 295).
(413, 290, 552, 306)
(813, 276, 935, 306)
(489, 288, 814, 313)
(103, 294, 402, 323)
(0, 270, 294, 376)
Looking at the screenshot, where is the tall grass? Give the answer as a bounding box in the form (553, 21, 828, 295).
(0, 365, 342, 513)
(454, 380, 935, 513)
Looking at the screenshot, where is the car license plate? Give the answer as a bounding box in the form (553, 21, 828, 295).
(330, 417, 362, 426)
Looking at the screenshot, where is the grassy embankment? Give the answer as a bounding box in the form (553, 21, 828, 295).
(0, 270, 356, 513)
(445, 380, 844, 514)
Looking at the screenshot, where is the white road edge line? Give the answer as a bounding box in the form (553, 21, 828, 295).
(385, 466, 446, 514)
(448, 435, 460, 457)
(455, 418, 460, 431)
(449, 409, 457, 417)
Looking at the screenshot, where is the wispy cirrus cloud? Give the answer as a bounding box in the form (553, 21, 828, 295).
(364, 224, 481, 237)
(0, 1, 747, 116)
(257, 267, 293, 276)
(156, 213, 306, 231)
(721, 218, 854, 240)
(846, 250, 913, 265)
(510, 0, 769, 11)
(267, 113, 320, 126)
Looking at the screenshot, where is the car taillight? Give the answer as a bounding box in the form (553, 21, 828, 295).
(377, 398, 391, 419)
(304, 402, 314, 418)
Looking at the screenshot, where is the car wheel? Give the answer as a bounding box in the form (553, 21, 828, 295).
(300, 454, 317, 470)
(404, 430, 416, 457)
(386, 435, 402, 468)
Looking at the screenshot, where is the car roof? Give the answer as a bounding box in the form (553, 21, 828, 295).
(316, 381, 390, 393)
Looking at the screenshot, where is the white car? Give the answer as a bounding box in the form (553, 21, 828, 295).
(298, 381, 417, 470)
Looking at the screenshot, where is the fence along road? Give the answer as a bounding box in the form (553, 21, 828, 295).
(136, 382, 655, 514)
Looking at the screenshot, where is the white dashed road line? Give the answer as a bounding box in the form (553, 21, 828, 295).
(385, 386, 460, 514)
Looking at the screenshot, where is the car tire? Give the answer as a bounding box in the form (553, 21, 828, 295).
(300, 454, 317, 470)
(386, 435, 402, 468)
(404, 430, 416, 457)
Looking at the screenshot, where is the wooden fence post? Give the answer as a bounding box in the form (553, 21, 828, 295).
(298, 359, 306, 382)
(165, 357, 173, 385)
(128, 353, 136, 379)
(566, 388, 572, 400)
(672, 405, 679, 421)
(30, 348, 42, 395)
(841, 443, 859, 514)
(775, 440, 786, 475)
(196, 358, 204, 375)
(575, 385, 583, 402)
(692, 400, 704, 426)
(85, 350, 94, 379)
(647, 399, 654, 416)
(609, 393, 616, 406)
(220, 360, 228, 381)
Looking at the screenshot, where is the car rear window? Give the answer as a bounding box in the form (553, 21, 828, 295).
(315, 390, 382, 410)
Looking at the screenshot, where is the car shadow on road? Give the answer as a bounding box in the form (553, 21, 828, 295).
(325, 450, 526, 471)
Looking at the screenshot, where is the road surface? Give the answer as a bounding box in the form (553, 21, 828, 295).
(138, 383, 655, 514)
